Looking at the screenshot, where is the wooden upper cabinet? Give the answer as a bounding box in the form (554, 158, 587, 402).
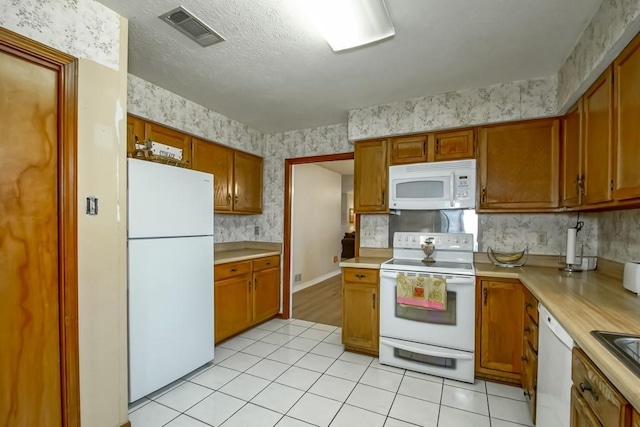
(354, 139, 388, 213)
(433, 129, 475, 161)
(478, 278, 524, 379)
(192, 139, 234, 212)
(145, 122, 193, 166)
(614, 35, 640, 201)
(390, 135, 427, 165)
(582, 67, 613, 206)
(562, 101, 583, 207)
(127, 115, 145, 155)
(234, 151, 263, 214)
(478, 119, 560, 211)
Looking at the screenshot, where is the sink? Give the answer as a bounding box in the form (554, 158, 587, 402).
(591, 331, 640, 379)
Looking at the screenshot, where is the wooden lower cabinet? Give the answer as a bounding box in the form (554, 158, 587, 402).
(342, 268, 379, 356)
(476, 278, 524, 383)
(214, 255, 280, 343)
(572, 386, 604, 427)
(633, 409, 640, 427)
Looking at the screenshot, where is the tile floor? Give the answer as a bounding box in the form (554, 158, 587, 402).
(129, 319, 534, 427)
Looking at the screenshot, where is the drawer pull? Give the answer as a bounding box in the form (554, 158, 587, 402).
(579, 382, 599, 401)
(356, 274, 366, 279)
(521, 355, 528, 362)
(523, 390, 531, 399)
(525, 302, 533, 309)
(230, 268, 238, 272)
(266, 262, 271, 265)
(524, 326, 531, 333)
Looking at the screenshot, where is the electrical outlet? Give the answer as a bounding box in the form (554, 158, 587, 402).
(254, 225, 259, 236)
(536, 231, 548, 245)
(294, 273, 302, 283)
(363, 229, 374, 238)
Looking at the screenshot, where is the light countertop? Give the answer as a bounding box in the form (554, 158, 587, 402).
(339, 257, 391, 269)
(215, 248, 281, 265)
(476, 263, 640, 412)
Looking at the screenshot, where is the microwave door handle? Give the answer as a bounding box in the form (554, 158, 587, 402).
(449, 172, 455, 207)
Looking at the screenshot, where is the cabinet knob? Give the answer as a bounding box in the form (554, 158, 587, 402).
(481, 188, 486, 203)
(525, 302, 533, 309)
(356, 274, 366, 279)
(483, 287, 488, 306)
(524, 326, 531, 333)
(521, 355, 528, 362)
(523, 390, 531, 399)
(227, 194, 232, 202)
(579, 382, 598, 401)
(230, 268, 237, 272)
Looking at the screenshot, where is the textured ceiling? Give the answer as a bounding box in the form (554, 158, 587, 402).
(98, 0, 602, 133)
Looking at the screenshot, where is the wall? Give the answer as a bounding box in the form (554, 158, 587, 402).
(598, 209, 640, 262)
(292, 164, 342, 290)
(341, 175, 354, 235)
(1, 1, 129, 426)
(127, 74, 265, 243)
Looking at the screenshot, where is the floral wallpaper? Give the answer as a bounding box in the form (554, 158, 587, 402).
(598, 209, 640, 262)
(557, 0, 640, 109)
(348, 76, 557, 141)
(0, 0, 121, 70)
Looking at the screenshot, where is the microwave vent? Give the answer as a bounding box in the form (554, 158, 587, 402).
(159, 6, 225, 48)
(405, 159, 475, 173)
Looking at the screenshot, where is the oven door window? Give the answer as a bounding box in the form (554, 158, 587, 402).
(396, 180, 445, 199)
(395, 290, 456, 325)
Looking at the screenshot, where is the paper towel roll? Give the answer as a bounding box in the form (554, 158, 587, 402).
(566, 228, 577, 265)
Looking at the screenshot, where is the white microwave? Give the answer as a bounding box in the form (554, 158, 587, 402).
(389, 159, 476, 210)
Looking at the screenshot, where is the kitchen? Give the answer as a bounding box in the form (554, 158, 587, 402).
(2, 1, 640, 427)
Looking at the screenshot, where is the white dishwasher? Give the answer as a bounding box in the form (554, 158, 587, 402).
(536, 304, 574, 427)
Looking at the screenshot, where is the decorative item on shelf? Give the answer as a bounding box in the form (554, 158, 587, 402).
(421, 238, 436, 264)
(487, 247, 528, 268)
(133, 139, 189, 168)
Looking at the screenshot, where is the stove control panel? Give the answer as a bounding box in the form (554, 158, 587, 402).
(392, 232, 474, 251)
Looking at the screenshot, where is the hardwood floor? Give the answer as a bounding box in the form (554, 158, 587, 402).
(292, 274, 342, 327)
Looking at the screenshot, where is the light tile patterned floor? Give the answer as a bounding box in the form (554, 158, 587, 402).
(129, 319, 534, 427)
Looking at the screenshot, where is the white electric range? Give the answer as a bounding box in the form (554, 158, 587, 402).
(379, 232, 476, 383)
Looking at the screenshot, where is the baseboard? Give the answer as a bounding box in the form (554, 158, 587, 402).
(120, 421, 131, 427)
(293, 270, 341, 293)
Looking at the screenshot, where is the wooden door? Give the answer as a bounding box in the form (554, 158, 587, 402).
(562, 101, 583, 207)
(144, 122, 193, 166)
(342, 281, 379, 353)
(582, 67, 613, 205)
(354, 139, 388, 213)
(1, 33, 79, 427)
(433, 129, 475, 161)
(478, 119, 560, 211)
(214, 274, 252, 343)
(127, 115, 146, 156)
(193, 139, 234, 212)
(614, 35, 640, 201)
(234, 151, 263, 213)
(479, 279, 524, 376)
(390, 135, 427, 165)
(571, 387, 603, 427)
(253, 267, 280, 324)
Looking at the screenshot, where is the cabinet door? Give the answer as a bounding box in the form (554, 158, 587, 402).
(192, 139, 234, 212)
(614, 35, 640, 201)
(434, 129, 475, 161)
(582, 67, 613, 205)
(571, 387, 603, 427)
(521, 340, 537, 424)
(478, 119, 560, 211)
(214, 274, 252, 343)
(562, 101, 583, 207)
(390, 135, 427, 165)
(354, 139, 388, 213)
(253, 267, 280, 324)
(633, 409, 640, 427)
(127, 115, 145, 156)
(342, 281, 379, 353)
(144, 122, 193, 166)
(234, 151, 263, 213)
(479, 279, 524, 376)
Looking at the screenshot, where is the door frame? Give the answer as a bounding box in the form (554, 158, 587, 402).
(1, 28, 80, 426)
(282, 152, 354, 319)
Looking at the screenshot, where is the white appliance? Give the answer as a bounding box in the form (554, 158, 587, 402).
(388, 159, 476, 210)
(128, 159, 215, 402)
(537, 304, 574, 427)
(379, 232, 476, 383)
(624, 261, 640, 294)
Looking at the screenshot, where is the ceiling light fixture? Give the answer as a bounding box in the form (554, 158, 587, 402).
(307, 0, 395, 52)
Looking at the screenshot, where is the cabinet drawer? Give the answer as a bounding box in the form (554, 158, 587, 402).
(253, 256, 279, 272)
(523, 312, 539, 352)
(572, 347, 630, 427)
(524, 290, 538, 324)
(343, 268, 378, 284)
(215, 260, 252, 281)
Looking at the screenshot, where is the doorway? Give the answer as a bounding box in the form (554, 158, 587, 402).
(282, 153, 354, 324)
(0, 28, 80, 426)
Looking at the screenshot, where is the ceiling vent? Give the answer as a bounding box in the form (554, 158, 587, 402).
(159, 6, 225, 48)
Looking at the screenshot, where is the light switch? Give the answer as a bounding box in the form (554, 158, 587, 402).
(86, 196, 98, 215)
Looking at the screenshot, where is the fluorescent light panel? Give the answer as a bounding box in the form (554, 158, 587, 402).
(307, 0, 395, 51)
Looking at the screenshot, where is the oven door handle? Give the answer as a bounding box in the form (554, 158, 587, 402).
(380, 338, 473, 361)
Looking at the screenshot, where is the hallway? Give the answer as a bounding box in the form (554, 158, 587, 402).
(292, 274, 342, 327)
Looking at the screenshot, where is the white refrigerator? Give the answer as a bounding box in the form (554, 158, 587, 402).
(127, 159, 215, 402)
